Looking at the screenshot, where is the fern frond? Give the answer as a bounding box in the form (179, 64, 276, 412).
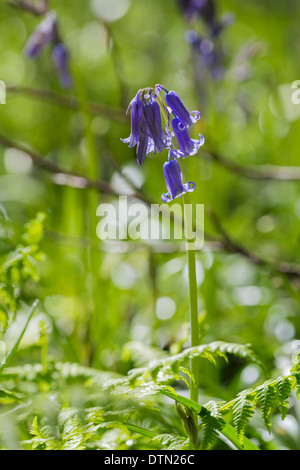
(200, 401, 225, 450)
(122, 341, 168, 367)
(221, 367, 300, 438)
(232, 391, 256, 444)
(256, 382, 277, 432)
(277, 376, 295, 420)
(114, 341, 262, 389)
(152, 434, 192, 450)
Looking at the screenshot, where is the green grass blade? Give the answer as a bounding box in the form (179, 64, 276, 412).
(0, 299, 39, 374)
(121, 422, 157, 439)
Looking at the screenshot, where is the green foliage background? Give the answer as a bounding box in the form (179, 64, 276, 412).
(1, 0, 300, 450)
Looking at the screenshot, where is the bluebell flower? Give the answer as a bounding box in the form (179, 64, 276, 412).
(121, 92, 143, 148)
(24, 11, 57, 58)
(136, 118, 154, 166)
(143, 100, 168, 154)
(121, 88, 171, 164)
(161, 159, 195, 203)
(165, 90, 200, 128)
(52, 43, 72, 88)
(170, 117, 204, 159)
(121, 85, 204, 201)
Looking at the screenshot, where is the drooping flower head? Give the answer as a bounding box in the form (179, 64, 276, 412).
(121, 84, 204, 202)
(161, 160, 195, 203)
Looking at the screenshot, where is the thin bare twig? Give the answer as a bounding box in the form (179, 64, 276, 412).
(207, 206, 300, 280)
(6, 86, 128, 123)
(0, 131, 140, 199)
(201, 149, 300, 182)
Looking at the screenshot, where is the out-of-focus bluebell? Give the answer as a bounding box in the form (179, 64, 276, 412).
(185, 30, 225, 81)
(52, 43, 72, 88)
(177, 0, 216, 29)
(24, 9, 72, 88)
(161, 159, 195, 202)
(9, 0, 48, 15)
(24, 10, 57, 58)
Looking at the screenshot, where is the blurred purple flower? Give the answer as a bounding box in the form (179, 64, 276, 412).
(9, 0, 48, 16)
(161, 159, 195, 202)
(52, 43, 72, 88)
(185, 30, 225, 81)
(177, 0, 216, 28)
(24, 11, 57, 58)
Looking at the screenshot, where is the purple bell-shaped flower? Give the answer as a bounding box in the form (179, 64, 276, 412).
(161, 159, 196, 202)
(170, 117, 204, 159)
(165, 90, 200, 128)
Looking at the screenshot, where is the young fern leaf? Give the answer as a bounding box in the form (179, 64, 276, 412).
(232, 391, 256, 444)
(221, 366, 300, 438)
(199, 401, 225, 450)
(277, 376, 294, 420)
(256, 382, 277, 432)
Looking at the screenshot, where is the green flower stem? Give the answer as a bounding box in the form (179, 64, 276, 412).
(184, 192, 200, 430)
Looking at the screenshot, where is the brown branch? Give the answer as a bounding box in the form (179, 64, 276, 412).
(6, 86, 129, 124)
(202, 149, 300, 182)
